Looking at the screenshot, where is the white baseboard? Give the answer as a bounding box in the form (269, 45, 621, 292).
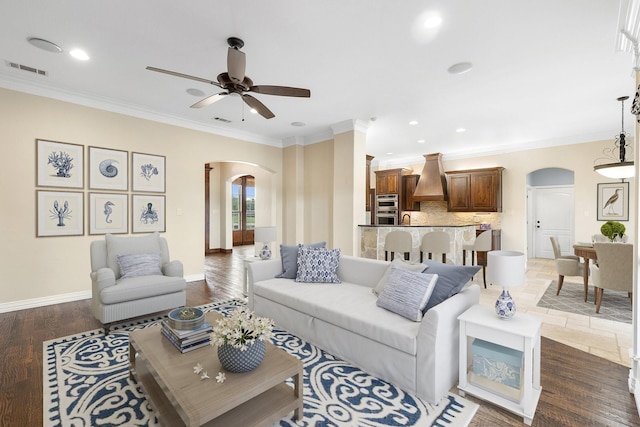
(185, 273, 205, 282)
(0, 290, 91, 313)
(0, 274, 205, 313)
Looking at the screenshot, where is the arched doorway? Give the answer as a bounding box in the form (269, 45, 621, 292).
(232, 175, 255, 246)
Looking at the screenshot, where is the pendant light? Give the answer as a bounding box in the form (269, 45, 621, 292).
(594, 96, 634, 179)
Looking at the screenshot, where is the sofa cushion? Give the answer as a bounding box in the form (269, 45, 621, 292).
(253, 279, 420, 354)
(377, 268, 438, 321)
(422, 260, 481, 312)
(275, 241, 326, 279)
(100, 274, 185, 304)
(373, 258, 426, 296)
(117, 253, 162, 279)
(106, 232, 161, 278)
(296, 247, 341, 283)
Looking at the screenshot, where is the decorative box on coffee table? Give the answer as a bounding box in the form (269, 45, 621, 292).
(458, 304, 541, 426)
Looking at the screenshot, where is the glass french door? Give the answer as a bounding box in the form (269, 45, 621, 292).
(232, 175, 255, 246)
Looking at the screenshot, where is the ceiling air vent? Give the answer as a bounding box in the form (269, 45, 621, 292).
(6, 61, 48, 76)
(213, 117, 232, 124)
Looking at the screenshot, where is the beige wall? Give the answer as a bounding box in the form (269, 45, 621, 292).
(0, 88, 282, 306)
(1, 85, 631, 308)
(303, 140, 335, 246)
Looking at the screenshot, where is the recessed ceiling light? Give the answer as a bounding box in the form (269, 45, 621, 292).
(448, 62, 473, 75)
(250, 108, 258, 114)
(291, 121, 306, 127)
(417, 139, 426, 143)
(456, 128, 466, 133)
(409, 120, 419, 125)
(27, 37, 62, 53)
(69, 49, 89, 61)
(387, 152, 393, 155)
(186, 88, 206, 97)
(423, 15, 443, 29)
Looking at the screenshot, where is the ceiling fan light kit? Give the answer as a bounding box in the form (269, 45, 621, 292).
(146, 37, 310, 119)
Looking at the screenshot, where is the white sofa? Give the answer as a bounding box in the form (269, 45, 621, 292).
(248, 255, 480, 404)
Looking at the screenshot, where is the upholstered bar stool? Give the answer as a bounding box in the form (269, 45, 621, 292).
(384, 230, 412, 261)
(462, 230, 492, 287)
(420, 231, 450, 263)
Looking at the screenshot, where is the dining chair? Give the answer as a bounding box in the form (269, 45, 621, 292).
(420, 231, 450, 263)
(462, 230, 492, 287)
(550, 236, 585, 299)
(384, 230, 412, 261)
(591, 242, 633, 314)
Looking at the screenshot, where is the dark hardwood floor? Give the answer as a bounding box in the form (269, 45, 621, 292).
(1, 247, 638, 426)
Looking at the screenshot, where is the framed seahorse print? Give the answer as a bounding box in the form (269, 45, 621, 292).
(89, 193, 128, 235)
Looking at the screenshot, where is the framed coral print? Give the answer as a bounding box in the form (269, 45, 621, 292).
(132, 152, 165, 193)
(36, 139, 84, 188)
(597, 182, 629, 221)
(89, 146, 128, 191)
(89, 193, 128, 235)
(37, 190, 84, 237)
(132, 194, 165, 233)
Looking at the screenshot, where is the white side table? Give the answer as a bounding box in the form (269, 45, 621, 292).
(243, 257, 262, 296)
(457, 304, 542, 426)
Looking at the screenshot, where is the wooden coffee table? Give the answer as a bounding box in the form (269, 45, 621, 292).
(129, 311, 304, 427)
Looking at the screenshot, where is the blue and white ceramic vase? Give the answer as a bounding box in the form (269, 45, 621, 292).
(495, 289, 516, 319)
(217, 340, 267, 373)
(258, 243, 272, 260)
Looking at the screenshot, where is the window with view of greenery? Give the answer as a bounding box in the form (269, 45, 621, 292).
(232, 176, 255, 231)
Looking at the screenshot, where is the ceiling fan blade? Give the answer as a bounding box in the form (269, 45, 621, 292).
(242, 94, 275, 119)
(190, 93, 227, 109)
(249, 85, 310, 98)
(146, 66, 221, 87)
(227, 47, 246, 84)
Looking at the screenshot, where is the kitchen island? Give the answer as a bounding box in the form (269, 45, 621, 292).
(359, 224, 477, 264)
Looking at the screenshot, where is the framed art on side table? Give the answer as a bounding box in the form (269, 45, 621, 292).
(132, 152, 165, 193)
(132, 194, 165, 233)
(89, 193, 128, 235)
(89, 146, 128, 191)
(36, 139, 84, 188)
(36, 190, 84, 237)
(597, 182, 629, 221)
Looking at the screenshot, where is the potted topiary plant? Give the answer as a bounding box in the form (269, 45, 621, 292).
(600, 221, 626, 242)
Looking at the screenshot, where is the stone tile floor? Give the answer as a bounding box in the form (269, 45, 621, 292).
(474, 257, 633, 367)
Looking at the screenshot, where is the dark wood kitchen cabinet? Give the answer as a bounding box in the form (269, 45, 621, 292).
(375, 168, 411, 195)
(446, 167, 504, 212)
(402, 174, 421, 211)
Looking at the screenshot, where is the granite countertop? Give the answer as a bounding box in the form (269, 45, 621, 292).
(359, 224, 477, 228)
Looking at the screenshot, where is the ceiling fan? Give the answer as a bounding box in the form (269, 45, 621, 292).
(146, 37, 310, 119)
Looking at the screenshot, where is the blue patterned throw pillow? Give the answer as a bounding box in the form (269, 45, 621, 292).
(295, 247, 341, 283)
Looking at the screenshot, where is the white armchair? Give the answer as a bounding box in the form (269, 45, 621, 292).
(550, 236, 585, 298)
(90, 232, 186, 334)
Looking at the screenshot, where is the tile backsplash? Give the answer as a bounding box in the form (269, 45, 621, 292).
(403, 201, 502, 229)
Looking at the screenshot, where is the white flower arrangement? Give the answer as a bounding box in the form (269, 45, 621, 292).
(211, 307, 274, 351)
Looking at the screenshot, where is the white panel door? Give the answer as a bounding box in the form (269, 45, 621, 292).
(534, 186, 574, 259)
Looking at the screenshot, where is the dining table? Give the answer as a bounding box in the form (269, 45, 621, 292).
(573, 244, 597, 303)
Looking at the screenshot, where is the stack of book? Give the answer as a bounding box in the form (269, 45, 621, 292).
(161, 320, 213, 353)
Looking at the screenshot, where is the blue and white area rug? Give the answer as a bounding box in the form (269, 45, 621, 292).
(43, 299, 478, 426)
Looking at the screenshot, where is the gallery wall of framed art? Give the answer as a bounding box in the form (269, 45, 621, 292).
(35, 139, 167, 237)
